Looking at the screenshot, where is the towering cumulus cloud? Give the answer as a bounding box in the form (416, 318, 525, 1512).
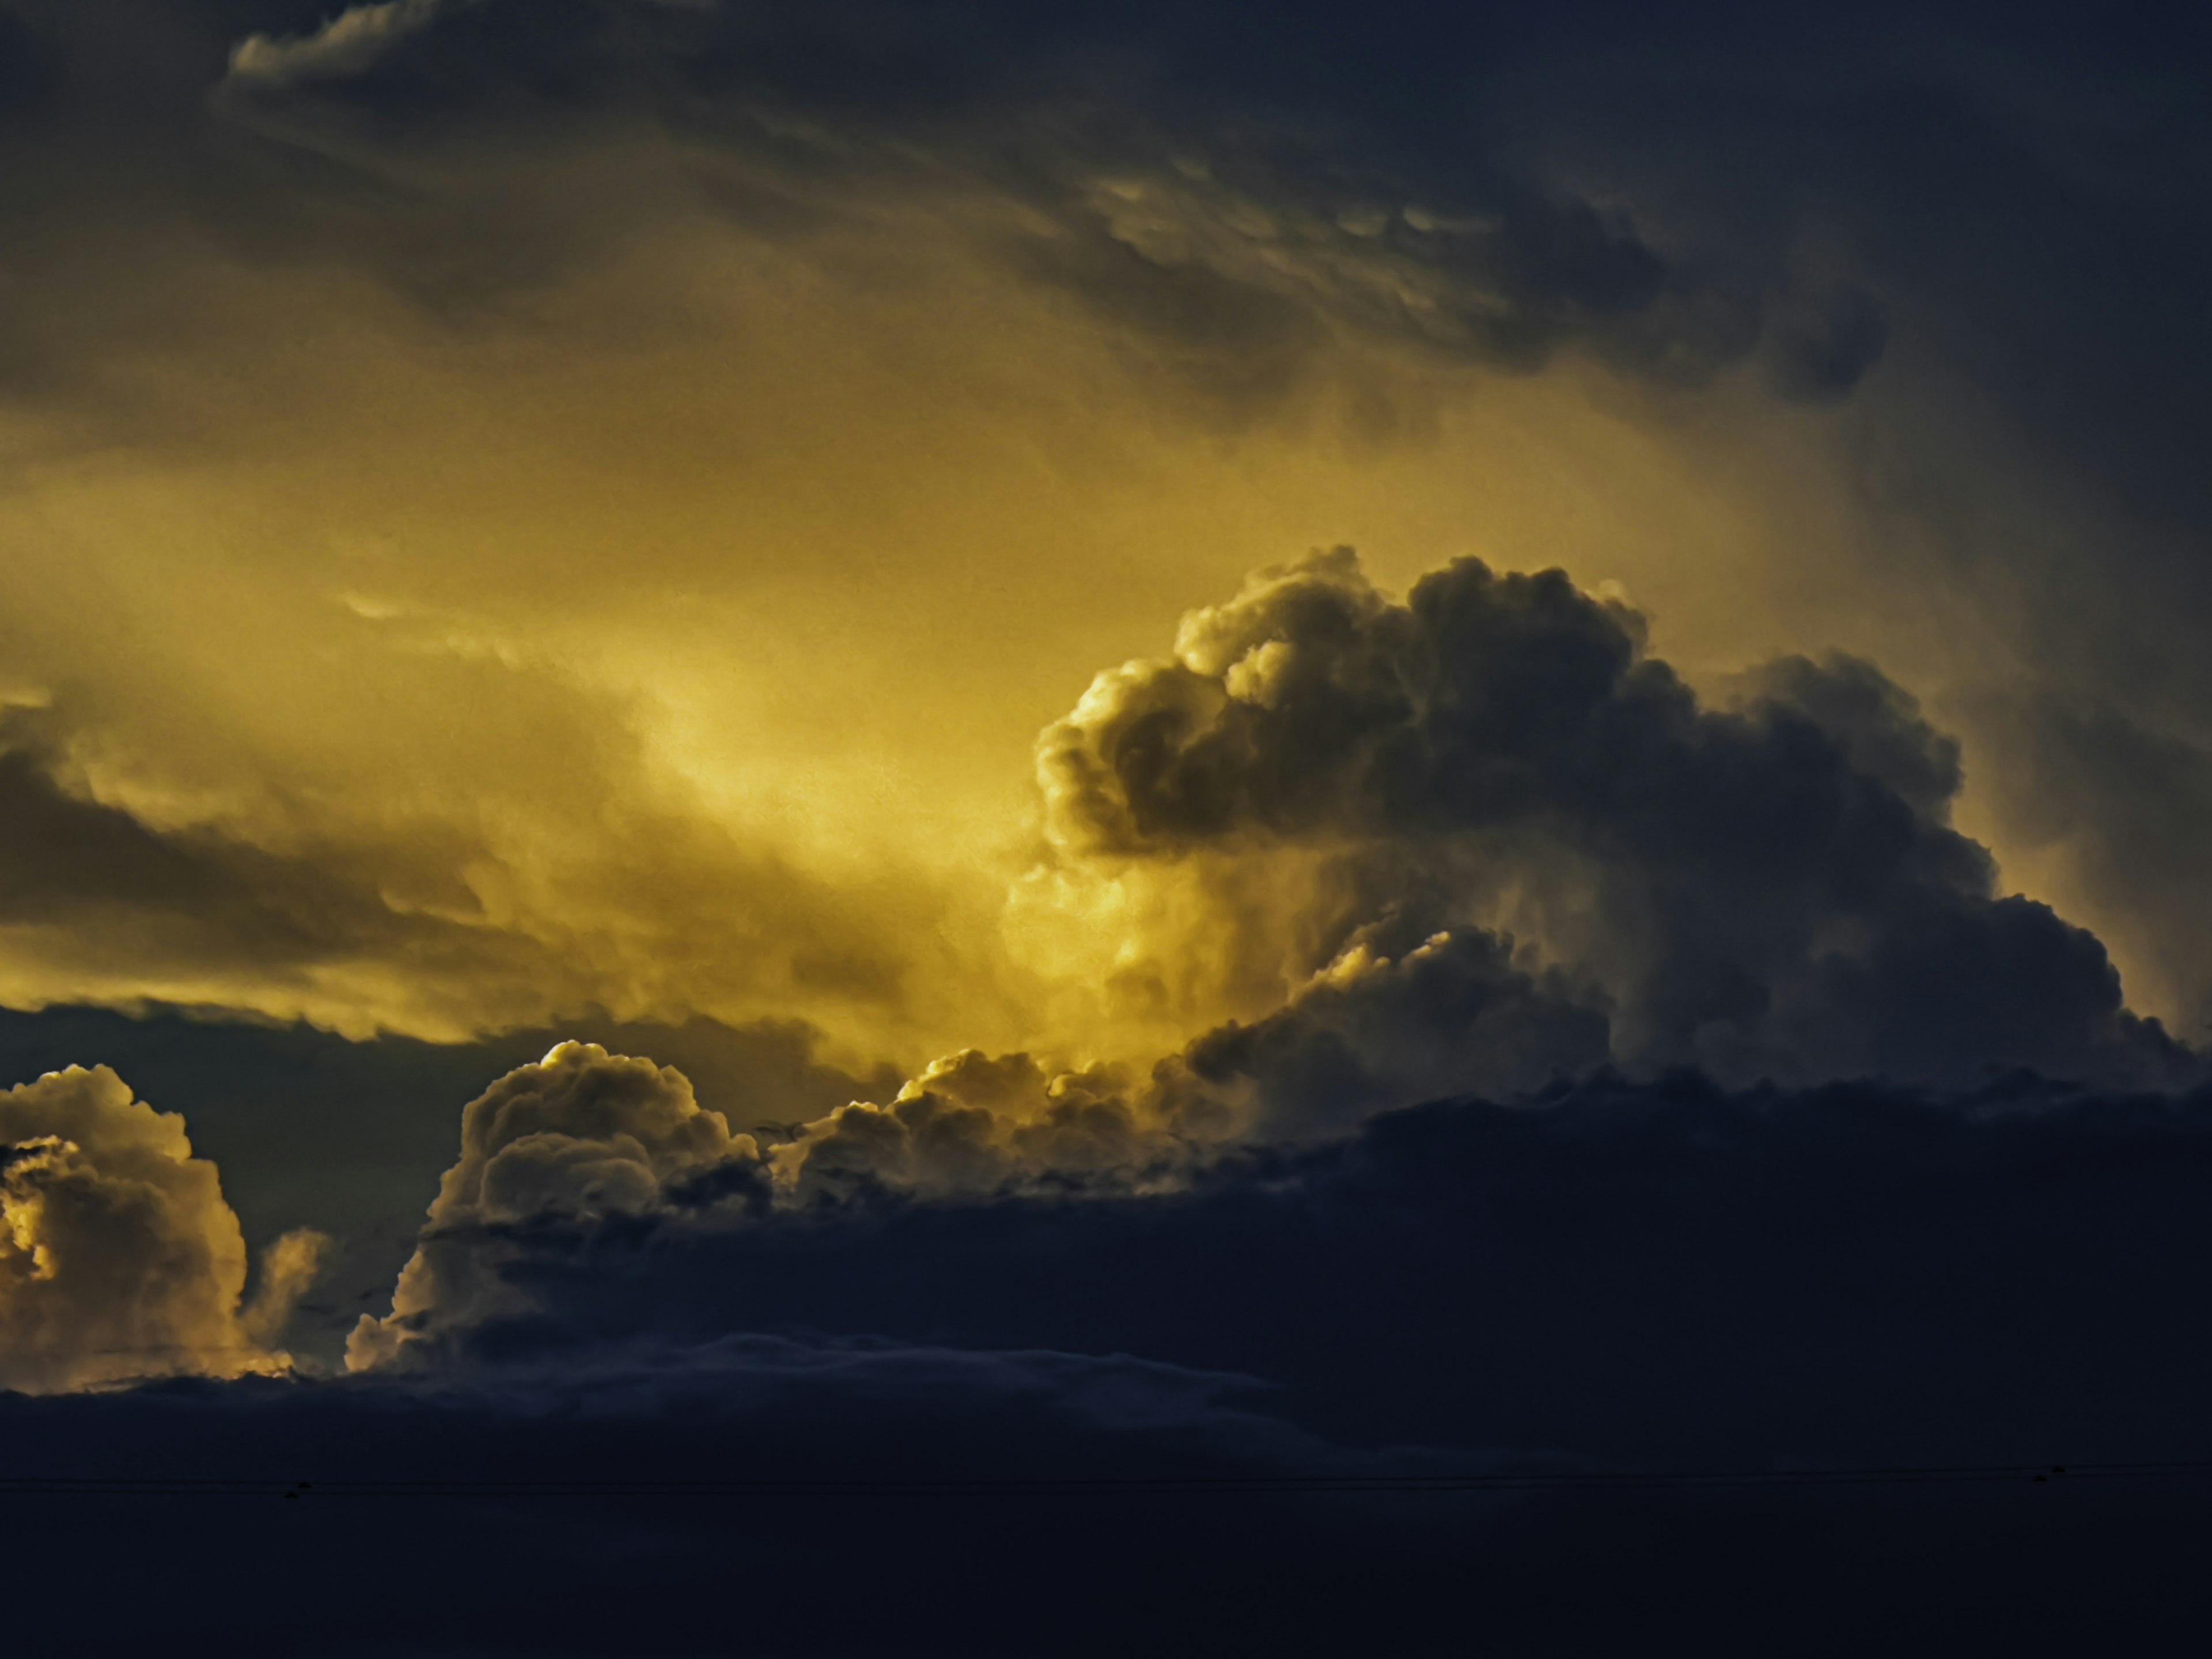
(1041, 548, 2193, 1089)
(0, 1067, 322, 1392)
(349, 1041, 764, 1369)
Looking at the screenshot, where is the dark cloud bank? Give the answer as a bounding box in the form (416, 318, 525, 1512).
(14, 1071, 2212, 1654)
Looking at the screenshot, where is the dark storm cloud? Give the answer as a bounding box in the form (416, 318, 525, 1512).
(10, 1347, 2212, 1656)
(338, 1068, 2212, 1471)
(0, 0, 1893, 411)
(22, 1069, 2212, 1651)
(0, 674, 922, 1074)
(0, 702, 757, 1040)
(0, 7, 2205, 1650)
(1464, 5, 2212, 1019)
(334, 1040, 2212, 1468)
(1045, 548, 2195, 1088)
(52, 0, 2195, 1032)
(0, 1339, 1487, 1657)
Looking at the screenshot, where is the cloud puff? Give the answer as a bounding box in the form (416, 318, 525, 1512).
(1040, 547, 2194, 1088)
(767, 1048, 1160, 1204)
(348, 1040, 763, 1368)
(350, 1040, 1190, 1364)
(0, 1001, 907, 1366)
(0, 1066, 321, 1391)
(225, 1, 450, 92)
(361, 936, 2190, 1376)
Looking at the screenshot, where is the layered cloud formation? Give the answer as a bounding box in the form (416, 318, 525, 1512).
(18, 1056, 2212, 1652)
(7, 543, 2201, 1416)
(312, 549, 2200, 1373)
(0, 0, 2205, 1062)
(2, 5, 2211, 1649)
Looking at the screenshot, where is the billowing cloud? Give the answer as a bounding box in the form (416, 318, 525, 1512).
(0, 0, 2195, 1075)
(340, 1056, 2212, 1483)
(348, 1040, 762, 1369)
(339, 539, 2203, 1365)
(350, 947, 1605, 1363)
(1038, 547, 2193, 1088)
(0, 1065, 322, 1391)
(0, 1002, 907, 1368)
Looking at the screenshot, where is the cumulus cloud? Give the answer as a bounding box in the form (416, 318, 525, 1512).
(350, 1040, 1186, 1365)
(0, 1066, 322, 1391)
(350, 946, 1599, 1363)
(0, 1001, 908, 1363)
(349, 1040, 763, 1368)
(342, 1056, 2212, 1480)
(767, 1048, 1158, 1204)
(358, 906, 2165, 1369)
(342, 547, 2205, 1367)
(1969, 691, 2212, 1031)
(1039, 547, 2194, 1088)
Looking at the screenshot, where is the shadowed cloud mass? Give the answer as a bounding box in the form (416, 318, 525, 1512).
(1039, 547, 2190, 1089)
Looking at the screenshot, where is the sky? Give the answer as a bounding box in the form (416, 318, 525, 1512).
(3, 2, 2212, 1652)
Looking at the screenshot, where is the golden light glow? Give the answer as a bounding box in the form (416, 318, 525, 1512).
(0, 123, 2175, 1074)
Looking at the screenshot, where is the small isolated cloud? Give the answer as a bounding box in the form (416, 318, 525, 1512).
(225, 0, 449, 93)
(0, 1066, 323, 1392)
